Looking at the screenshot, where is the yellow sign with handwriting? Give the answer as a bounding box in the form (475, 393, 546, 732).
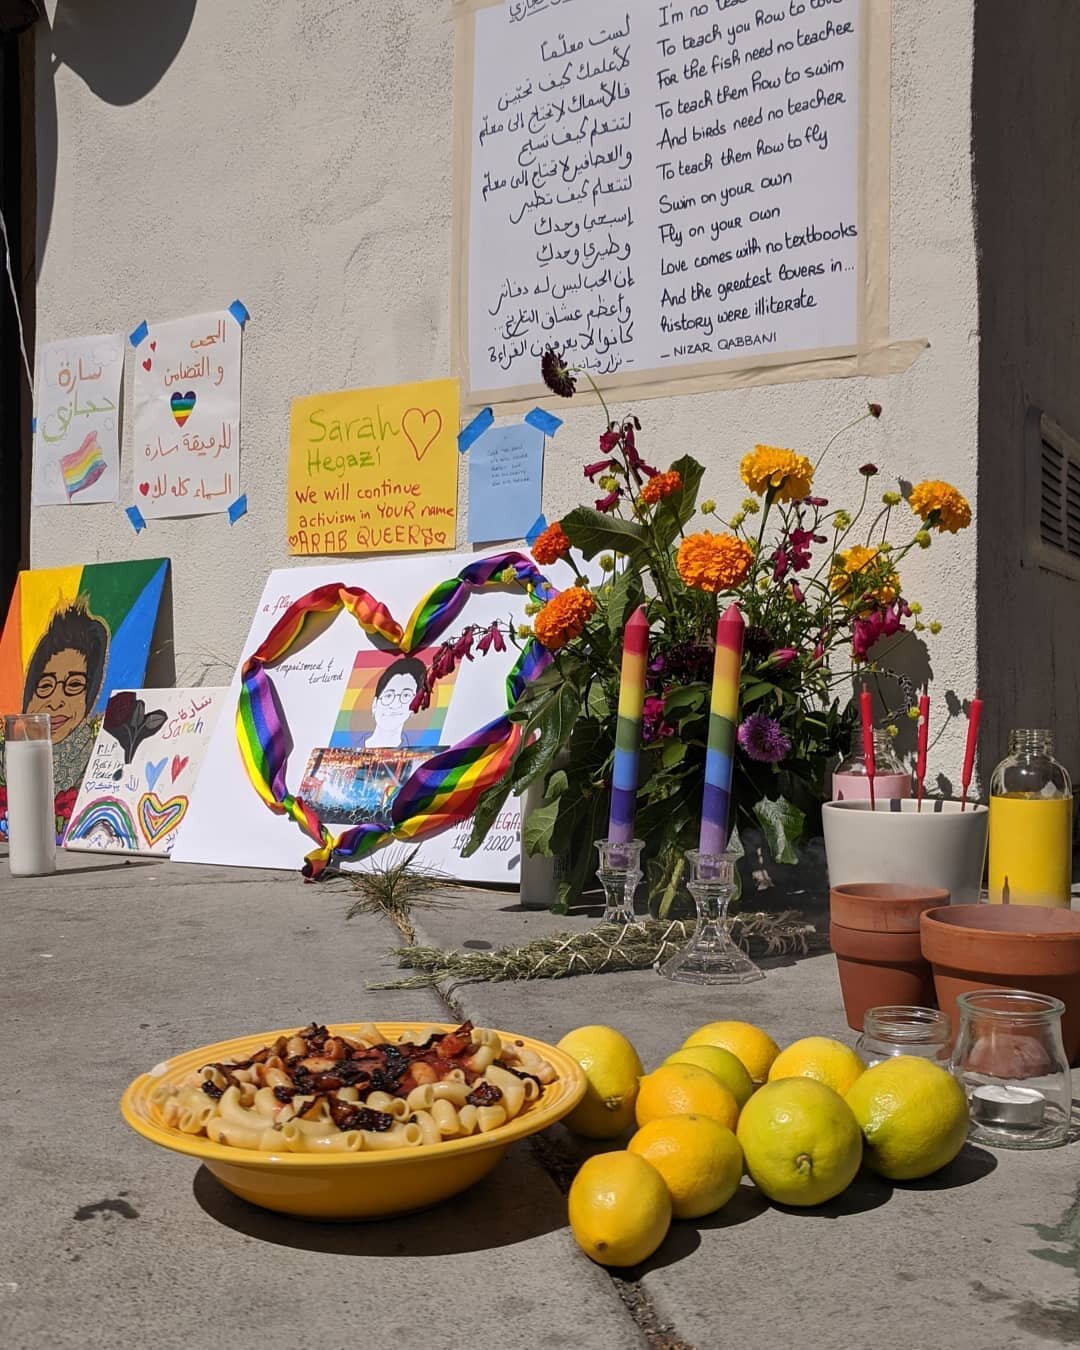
(287, 378, 460, 555)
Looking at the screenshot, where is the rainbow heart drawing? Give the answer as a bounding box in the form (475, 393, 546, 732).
(170, 390, 197, 428)
(138, 792, 188, 847)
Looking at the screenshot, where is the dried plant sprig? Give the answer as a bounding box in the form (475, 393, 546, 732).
(369, 912, 821, 988)
(343, 846, 456, 942)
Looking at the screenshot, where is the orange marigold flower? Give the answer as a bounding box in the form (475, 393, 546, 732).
(909, 479, 971, 533)
(740, 445, 814, 501)
(676, 531, 754, 593)
(532, 587, 597, 651)
(830, 544, 900, 606)
(530, 521, 571, 566)
(639, 469, 683, 506)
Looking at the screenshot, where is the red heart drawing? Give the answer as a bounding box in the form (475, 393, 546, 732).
(401, 407, 443, 462)
(142, 357, 152, 372)
(150, 341, 157, 351)
(138, 482, 150, 497)
(171, 754, 189, 783)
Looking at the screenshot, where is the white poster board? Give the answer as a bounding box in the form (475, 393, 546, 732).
(131, 309, 242, 516)
(32, 333, 124, 504)
(63, 688, 225, 857)
(173, 552, 571, 883)
(454, 0, 910, 406)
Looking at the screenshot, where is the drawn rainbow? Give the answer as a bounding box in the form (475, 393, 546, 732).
(60, 431, 107, 498)
(64, 797, 138, 848)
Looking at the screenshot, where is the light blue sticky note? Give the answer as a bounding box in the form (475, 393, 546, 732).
(468, 423, 545, 544)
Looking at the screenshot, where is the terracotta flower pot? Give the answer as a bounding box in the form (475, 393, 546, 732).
(829, 881, 947, 1032)
(920, 905, 1080, 1063)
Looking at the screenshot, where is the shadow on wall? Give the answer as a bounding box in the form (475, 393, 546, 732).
(35, 0, 197, 267)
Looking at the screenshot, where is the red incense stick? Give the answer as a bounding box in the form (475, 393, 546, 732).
(859, 687, 877, 810)
(961, 691, 983, 810)
(916, 688, 930, 812)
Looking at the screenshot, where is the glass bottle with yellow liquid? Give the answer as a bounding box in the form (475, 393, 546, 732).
(988, 729, 1073, 907)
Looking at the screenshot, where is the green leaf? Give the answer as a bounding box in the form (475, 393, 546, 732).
(752, 795, 806, 867)
(544, 769, 569, 801)
(664, 685, 707, 714)
(740, 680, 777, 706)
(661, 740, 687, 769)
(561, 506, 650, 565)
(653, 455, 705, 548)
(522, 797, 560, 857)
(603, 567, 645, 641)
(509, 681, 580, 794)
(586, 682, 610, 720)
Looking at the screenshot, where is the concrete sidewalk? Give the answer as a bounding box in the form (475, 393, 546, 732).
(2, 853, 1077, 1350)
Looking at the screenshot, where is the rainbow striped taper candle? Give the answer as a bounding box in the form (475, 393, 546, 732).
(608, 605, 649, 843)
(700, 602, 745, 854)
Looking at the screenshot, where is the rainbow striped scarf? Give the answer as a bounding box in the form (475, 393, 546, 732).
(236, 553, 555, 878)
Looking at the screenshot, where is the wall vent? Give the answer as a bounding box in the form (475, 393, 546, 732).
(1029, 414, 1080, 580)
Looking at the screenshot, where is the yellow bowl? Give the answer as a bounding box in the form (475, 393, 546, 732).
(121, 1021, 586, 1220)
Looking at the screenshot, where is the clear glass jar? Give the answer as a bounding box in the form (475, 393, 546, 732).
(855, 1006, 951, 1066)
(832, 729, 910, 802)
(950, 990, 1071, 1150)
(988, 729, 1073, 906)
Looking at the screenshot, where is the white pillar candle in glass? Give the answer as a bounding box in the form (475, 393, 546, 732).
(4, 713, 57, 876)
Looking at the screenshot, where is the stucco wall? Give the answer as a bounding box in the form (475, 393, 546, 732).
(973, 0, 1080, 783)
(31, 0, 978, 779)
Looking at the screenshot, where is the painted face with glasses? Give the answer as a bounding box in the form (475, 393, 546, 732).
(365, 655, 427, 749)
(22, 603, 109, 746)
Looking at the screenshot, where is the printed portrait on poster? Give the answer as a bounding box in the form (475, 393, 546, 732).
(299, 645, 462, 827)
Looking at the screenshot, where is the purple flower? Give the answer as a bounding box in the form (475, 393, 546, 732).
(643, 695, 672, 744)
(737, 713, 792, 764)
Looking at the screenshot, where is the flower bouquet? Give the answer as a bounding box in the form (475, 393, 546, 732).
(428, 352, 971, 914)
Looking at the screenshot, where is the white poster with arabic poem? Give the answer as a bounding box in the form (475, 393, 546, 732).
(131, 309, 242, 517)
(62, 688, 225, 857)
(32, 333, 124, 505)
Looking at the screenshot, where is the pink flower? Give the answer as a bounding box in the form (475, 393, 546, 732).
(584, 457, 619, 481)
(643, 695, 672, 744)
(453, 628, 475, 662)
(790, 583, 806, 604)
(476, 622, 506, 655)
(431, 642, 457, 679)
(595, 489, 621, 513)
(409, 679, 432, 713)
(768, 648, 798, 670)
(599, 427, 622, 453)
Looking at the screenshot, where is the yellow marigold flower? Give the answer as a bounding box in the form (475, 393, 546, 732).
(676, 530, 754, 594)
(909, 479, 971, 533)
(640, 469, 682, 505)
(740, 445, 814, 501)
(700, 498, 717, 514)
(532, 586, 597, 651)
(830, 545, 900, 606)
(530, 521, 571, 566)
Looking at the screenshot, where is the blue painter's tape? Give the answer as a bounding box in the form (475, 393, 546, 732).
(125, 505, 146, 533)
(228, 299, 250, 327)
(457, 406, 494, 453)
(525, 407, 562, 436)
(30, 417, 36, 433)
(129, 320, 149, 348)
(525, 513, 549, 546)
(227, 493, 248, 524)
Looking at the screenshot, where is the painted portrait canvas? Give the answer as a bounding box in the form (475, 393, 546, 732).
(0, 559, 170, 838)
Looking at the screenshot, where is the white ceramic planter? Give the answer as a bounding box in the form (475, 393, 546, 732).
(822, 799, 989, 904)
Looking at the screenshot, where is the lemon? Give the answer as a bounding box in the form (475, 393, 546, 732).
(662, 1045, 755, 1109)
(628, 1114, 744, 1220)
(568, 1151, 672, 1267)
(558, 1025, 644, 1139)
(737, 1078, 863, 1207)
(768, 1036, 866, 1097)
(635, 1063, 740, 1131)
(683, 1020, 780, 1084)
(845, 1056, 969, 1181)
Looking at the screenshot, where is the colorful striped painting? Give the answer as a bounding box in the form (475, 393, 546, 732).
(60, 432, 108, 499)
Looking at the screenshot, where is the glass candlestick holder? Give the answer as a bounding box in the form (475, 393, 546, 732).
(594, 838, 643, 925)
(657, 849, 765, 985)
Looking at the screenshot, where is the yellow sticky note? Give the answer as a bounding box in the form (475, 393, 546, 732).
(287, 378, 459, 555)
